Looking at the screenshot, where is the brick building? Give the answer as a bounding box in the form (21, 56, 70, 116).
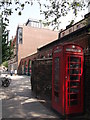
(17, 25, 58, 65)
(19, 12, 90, 75)
(8, 36, 17, 72)
(8, 19, 58, 73)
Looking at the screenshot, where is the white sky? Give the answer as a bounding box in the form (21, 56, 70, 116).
(8, 1, 43, 40)
(7, 1, 89, 40)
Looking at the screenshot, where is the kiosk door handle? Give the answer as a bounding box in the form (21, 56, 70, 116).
(65, 76, 67, 79)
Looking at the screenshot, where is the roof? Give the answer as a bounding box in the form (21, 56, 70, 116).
(38, 23, 90, 51)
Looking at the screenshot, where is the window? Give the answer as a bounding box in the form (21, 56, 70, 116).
(77, 24, 81, 29)
(62, 32, 65, 37)
(69, 28, 72, 33)
(18, 27, 23, 44)
(67, 56, 81, 106)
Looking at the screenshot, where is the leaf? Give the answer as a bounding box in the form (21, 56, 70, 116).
(15, 2, 19, 4)
(76, 3, 80, 7)
(25, 1, 30, 4)
(5, 18, 9, 21)
(21, 4, 24, 8)
(9, 10, 12, 15)
(15, 8, 17, 11)
(18, 11, 21, 15)
(1, 2, 4, 5)
(31, 2, 33, 6)
(9, 2, 12, 5)
(54, 18, 57, 22)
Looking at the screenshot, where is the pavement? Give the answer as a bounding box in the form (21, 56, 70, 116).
(0, 74, 89, 120)
(0, 75, 60, 119)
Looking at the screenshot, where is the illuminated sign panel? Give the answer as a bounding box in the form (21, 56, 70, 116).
(54, 49, 62, 54)
(66, 48, 81, 53)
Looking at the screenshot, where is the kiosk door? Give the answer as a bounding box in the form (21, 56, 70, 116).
(65, 55, 83, 114)
(52, 55, 60, 111)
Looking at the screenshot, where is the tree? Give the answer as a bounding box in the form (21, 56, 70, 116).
(0, 0, 33, 62)
(2, 61, 8, 68)
(0, 0, 89, 62)
(2, 21, 9, 62)
(0, 0, 89, 26)
(0, 0, 34, 22)
(39, 0, 89, 29)
(2, 20, 14, 62)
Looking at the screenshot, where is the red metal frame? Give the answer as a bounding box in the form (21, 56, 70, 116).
(52, 44, 83, 115)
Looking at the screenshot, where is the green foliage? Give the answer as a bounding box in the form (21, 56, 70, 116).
(2, 20, 14, 62)
(18, 11, 21, 15)
(39, 0, 88, 29)
(2, 61, 8, 68)
(0, 0, 33, 21)
(0, 0, 88, 28)
(0, 0, 88, 62)
(88, 28, 90, 32)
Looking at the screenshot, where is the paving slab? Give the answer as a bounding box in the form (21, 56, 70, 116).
(0, 75, 59, 119)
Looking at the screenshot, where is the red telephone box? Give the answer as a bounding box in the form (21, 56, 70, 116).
(52, 44, 83, 115)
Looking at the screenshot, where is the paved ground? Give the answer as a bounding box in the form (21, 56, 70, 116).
(0, 75, 60, 119)
(0, 75, 90, 120)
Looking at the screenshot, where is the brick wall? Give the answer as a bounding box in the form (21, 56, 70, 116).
(31, 58, 52, 99)
(18, 26, 58, 65)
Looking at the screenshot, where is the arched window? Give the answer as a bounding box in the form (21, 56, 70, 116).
(24, 61, 27, 75)
(28, 60, 32, 76)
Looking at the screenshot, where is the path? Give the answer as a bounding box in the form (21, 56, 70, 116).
(0, 75, 59, 119)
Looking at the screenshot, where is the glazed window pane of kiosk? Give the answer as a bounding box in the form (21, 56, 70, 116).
(54, 57, 59, 91)
(69, 57, 81, 74)
(52, 44, 83, 115)
(67, 56, 81, 107)
(54, 57, 60, 103)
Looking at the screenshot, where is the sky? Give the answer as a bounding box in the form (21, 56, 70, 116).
(8, 1, 43, 40)
(7, 0, 89, 40)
